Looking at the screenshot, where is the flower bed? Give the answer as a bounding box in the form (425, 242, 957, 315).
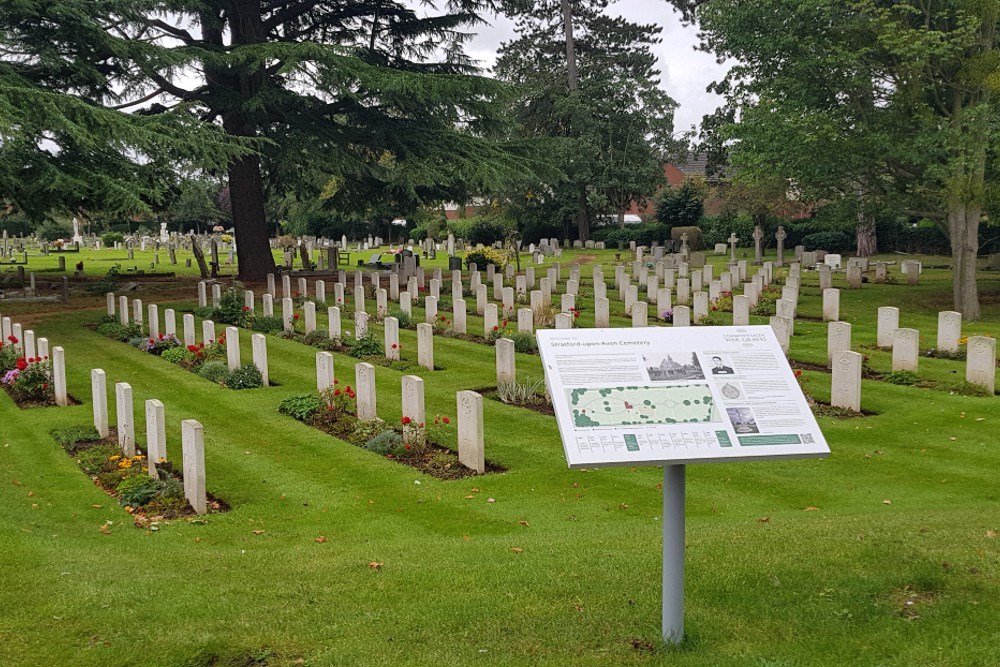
(278, 387, 503, 480)
(0, 337, 66, 408)
(50, 426, 227, 529)
(95, 317, 265, 389)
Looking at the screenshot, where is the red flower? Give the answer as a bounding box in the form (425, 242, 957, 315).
(574, 311, 580, 318)
(794, 370, 802, 378)
(149, 339, 155, 344)
(442, 416, 450, 424)
(199, 342, 205, 348)
(242, 306, 249, 312)
(502, 320, 508, 327)
(493, 325, 499, 331)
(16, 358, 27, 371)
(293, 314, 300, 320)
(402, 416, 412, 425)
(404, 444, 411, 450)
(7, 335, 17, 344)
(419, 422, 424, 428)
(391, 343, 397, 349)
(187, 345, 198, 352)
(42, 383, 48, 390)
(159, 334, 165, 340)
(333, 379, 339, 384)
(196, 350, 204, 357)
(334, 389, 341, 396)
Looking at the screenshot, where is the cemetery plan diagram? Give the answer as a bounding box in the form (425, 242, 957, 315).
(537, 326, 830, 468)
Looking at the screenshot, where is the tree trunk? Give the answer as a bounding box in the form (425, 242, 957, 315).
(561, 0, 578, 91)
(189, 235, 209, 278)
(855, 213, 877, 257)
(948, 206, 981, 321)
(228, 153, 275, 281)
(576, 186, 589, 242)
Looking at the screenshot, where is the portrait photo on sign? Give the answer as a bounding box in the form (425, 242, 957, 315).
(644, 350, 705, 381)
(726, 407, 759, 434)
(708, 354, 736, 375)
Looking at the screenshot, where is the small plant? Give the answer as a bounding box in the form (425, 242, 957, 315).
(0, 339, 19, 373)
(432, 314, 452, 334)
(496, 378, 547, 405)
(77, 444, 119, 475)
(161, 346, 195, 365)
(196, 361, 231, 384)
(465, 247, 508, 269)
(364, 430, 402, 455)
(117, 474, 160, 507)
(224, 363, 264, 389)
(251, 315, 285, 334)
(943, 381, 993, 397)
(319, 381, 357, 419)
(50, 426, 101, 452)
(510, 332, 537, 354)
(302, 329, 338, 350)
(278, 394, 324, 421)
(487, 318, 513, 342)
(399, 414, 451, 456)
(2, 356, 54, 402)
(212, 281, 254, 326)
(350, 418, 389, 445)
(144, 334, 183, 355)
(350, 335, 383, 358)
(883, 370, 919, 386)
(388, 308, 412, 328)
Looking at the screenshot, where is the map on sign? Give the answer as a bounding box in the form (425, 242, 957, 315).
(569, 385, 717, 427)
(536, 326, 830, 468)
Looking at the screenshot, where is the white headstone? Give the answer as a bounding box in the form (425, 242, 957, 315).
(877, 307, 899, 348)
(252, 333, 269, 386)
(831, 351, 862, 412)
(827, 321, 852, 368)
(328, 306, 341, 341)
(631, 302, 649, 327)
(732, 295, 749, 326)
(225, 326, 240, 370)
(115, 382, 135, 456)
(673, 305, 691, 327)
(282, 297, 295, 333)
(453, 299, 468, 335)
(316, 351, 335, 394)
(965, 336, 996, 394)
(484, 303, 499, 336)
(183, 314, 196, 346)
(355, 362, 377, 421)
(402, 375, 425, 426)
(119, 296, 129, 325)
(145, 399, 166, 476)
(92, 369, 109, 438)
(384, 316, 400, 361)
(303, 301, 317, 334)
(892, 328, 919, 372)
(202, 319, 216, 346)
(518, 308, 534, 334)
(417, 323, 434, 370)
(496, 338, 515, 385)
(822, 288, 840, 322)
(936, 311, 962, 353)
(770, 315, 791, 355)
(181, 419, 207, 515)
(595, 297, 610, 328)
(457, 390, 485, 474)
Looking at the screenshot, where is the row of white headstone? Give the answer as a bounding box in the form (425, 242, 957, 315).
(0, 312, 68, 405)
(314, 352, 485, 473)
(106, 293, 271, 386)
(90, 369, 207, 514)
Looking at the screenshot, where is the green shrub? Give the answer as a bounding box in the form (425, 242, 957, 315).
(96, 321, 144, 342)
(801, 230, 853, 253)
(117, 474, 160, 507)
(943, 381, 993, 397)
(350, 418, 389, 445)
(302, 329, 336, 349)
(50, 427, 101, 452)
(251, 315, 285, 334)
(496, 378, 547, 405)
(884, 370, 919, 386)
(101, 231, 125, 246)
(388, 308, 412, 328)
(77, 445, 119, 475)
(350, 335, 383, 358)
(465, 247, 508, 269)
(467, 216, 514, 246)
(196, 361, 231, 384)
(212, 281, 251, 326)
(655, 178, 707, 227)
(161, 346, 195, 364)
(364, 430, 403, 455)
(278, 394, 323, 421)
(224, 363, 264, 389)
(510, 331, 537, 354)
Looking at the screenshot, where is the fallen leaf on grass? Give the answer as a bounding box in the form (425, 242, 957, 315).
(511, 547, 524, 554)
(99, 523, 111, 535)
(883, 499, 893, 505)
(31, 503, 38, 509)
(253, 530, 265, 535)
(486, 498, 496, 503)
(12, 479, 21, 486)
(470, 488, 480, 493)
(27, 491, 33, 497)
(194, 537, 201, 543)
(987, 530, 997, 539)
(367, 561, 383, 570)
(464, 495, 474, 500)
(758, 517, 771, 523)
(91, 504, 102, 509)
(804, 507, 820, 512)
(315, 536, 327, 544)
(518, 520, 529, 527)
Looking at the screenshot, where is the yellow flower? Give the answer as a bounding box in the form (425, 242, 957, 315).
(110, 455, 121, 461)
(157, 457, 166, 463)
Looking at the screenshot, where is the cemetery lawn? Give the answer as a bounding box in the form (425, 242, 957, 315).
(1, 255, 999, 667)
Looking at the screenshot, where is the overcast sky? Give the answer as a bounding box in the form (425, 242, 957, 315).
(461, 2, 730, 136)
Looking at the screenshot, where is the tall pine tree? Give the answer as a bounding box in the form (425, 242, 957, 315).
(1, 1, 540, 279)
(496, 0, 680, 240)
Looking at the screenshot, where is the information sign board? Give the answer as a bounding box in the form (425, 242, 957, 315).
(537, 326, 829, 468)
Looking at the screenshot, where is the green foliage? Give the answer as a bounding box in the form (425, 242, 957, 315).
(801, 231, 854, 253)
(591, 224, 672, 247)
(655, 179, 707, 227)
(496, 378, 547, 405)
(701, 213, 756, 247)
(510, 332, 538, 354)
(884, 371, 920, 386)
(34, 219, 73, 242)
(349, 418, 390, 446)
(943, 381, 993, 397)
(116, 474, 160, 507)
(76, 445, 119, 476)
(196, 361, 231, 384)
(224, 363, 263, 390)
(161, 346, 195, 365)
(278, 394, 324, 422)
(50, 427, 101, 452)
(363, 430, 403, 455)
(211, 282, 251, 326)
(3, 358, 53, 402)
(302, 329, 338, 350)
(96, 321, 144, 343)
(465, 247, 508, 269)
(251, 316, 285, 334)
(350, 335, 383, 358)
(466, 215, 514, 245)
(388, 309, 412, 329)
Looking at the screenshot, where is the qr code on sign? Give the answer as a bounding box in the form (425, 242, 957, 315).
(801, 433, 814, 444)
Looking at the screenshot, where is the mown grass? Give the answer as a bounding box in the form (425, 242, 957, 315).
(1, 249, 998, 666)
